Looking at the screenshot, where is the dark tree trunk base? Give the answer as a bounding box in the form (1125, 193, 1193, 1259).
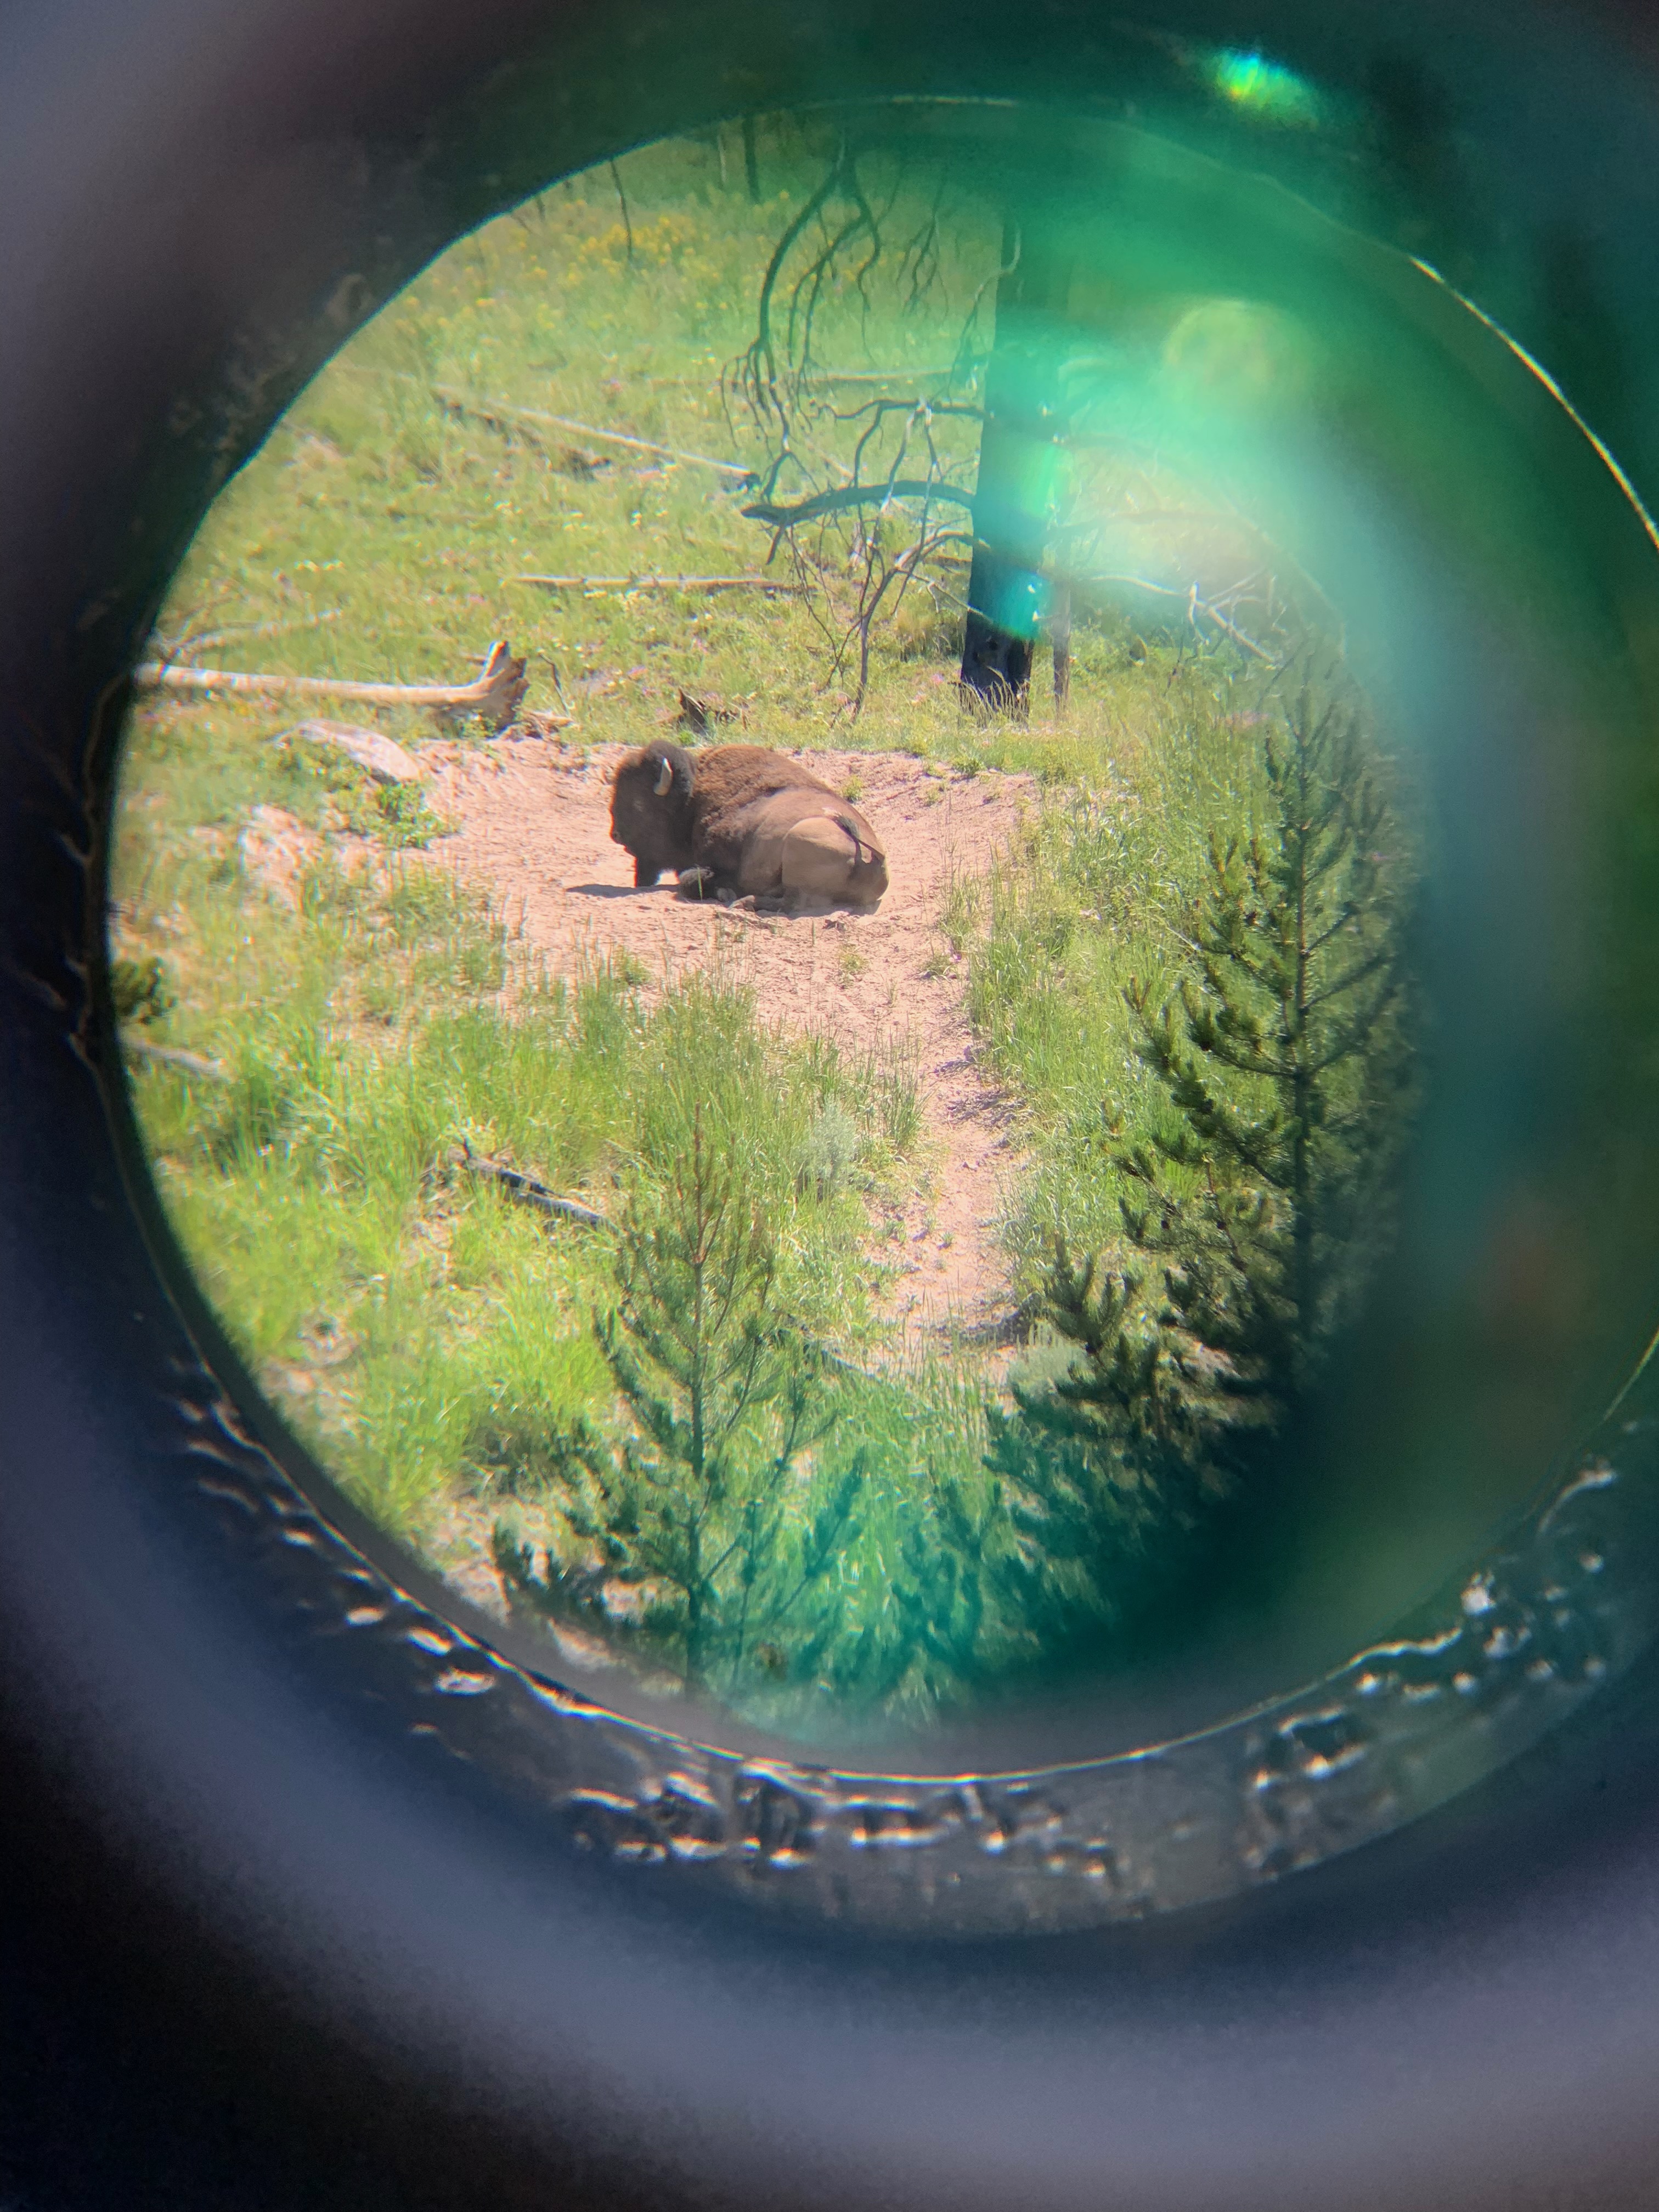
(1051, 578, 1072, 714)
(957, 213, 1071, 721)
(742, 112, 760, 204)
(960, 600, 1036, 717)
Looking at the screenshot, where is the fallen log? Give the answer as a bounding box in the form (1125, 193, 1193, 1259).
(436, 387, 756, 483)
(509, 573, 807, 595)
(122, 1037, 230, 1081)
(459, 1146, 612, 1229)
(133, 639, 538, 731)
(285, 721, 424, 783)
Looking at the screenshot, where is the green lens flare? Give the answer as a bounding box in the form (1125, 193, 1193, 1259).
(1208, 47, 1324, 128)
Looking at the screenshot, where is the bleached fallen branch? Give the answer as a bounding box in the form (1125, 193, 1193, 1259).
(509, 573, 809, 596)
(122, 1037, 229, 1081)
(435, 386, 755, 483)
(133, 640, 537, 730)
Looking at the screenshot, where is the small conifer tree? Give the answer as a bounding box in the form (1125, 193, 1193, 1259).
(981, 1242, 1222, 1655)
(1120, 680, 1417, 1422)
(495, 1113, 861, 1696)
(990, 680, 1418, 1647)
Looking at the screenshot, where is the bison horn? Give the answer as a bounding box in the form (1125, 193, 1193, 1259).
(653, 757, 674, 797)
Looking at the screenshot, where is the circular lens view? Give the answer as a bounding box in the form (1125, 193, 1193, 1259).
(112, 95, 1659, 1780)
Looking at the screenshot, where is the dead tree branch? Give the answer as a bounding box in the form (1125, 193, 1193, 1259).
(608, 160, 635, 264)
(459, 1146, 611, 1229)
(509, 573, 809, 595)
(742, 480, 976, 528)
(121, 1038, 230, 1081)
(156, 605, 342, 664)
(727, 147, 852, 443)
(133, 639, 539, 729)
(435, 388, 755, 482)
(1070, 572, 1275, 662)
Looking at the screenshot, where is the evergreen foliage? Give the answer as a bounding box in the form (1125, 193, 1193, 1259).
(495, 1112, 863, 1695)
(982, 1242, 1216, 1656)
(990, 680, 1419, 1650)
(893, 1470, 1006, 1690)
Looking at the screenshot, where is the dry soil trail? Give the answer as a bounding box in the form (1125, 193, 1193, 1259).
(421, 735, 1036, 1339)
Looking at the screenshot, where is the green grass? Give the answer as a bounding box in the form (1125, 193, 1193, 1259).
(124, 882, 926, 1530)
(113, 129, 1336, 1730)
(117, 640, 960, 1720)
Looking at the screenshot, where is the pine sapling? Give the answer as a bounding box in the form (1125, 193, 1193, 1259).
(495, 1111, 860, 1696)
(1118, 680, 1417, 1436)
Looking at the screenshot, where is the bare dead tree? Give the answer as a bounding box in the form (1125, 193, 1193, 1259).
(739, 383, 984, 716)
(742, 113, 761, 204)
(608, 160, 635, 266)
(720, 140, 1002, 715)
(724, 137, 888, 459)
(725, 134, 1344, 719)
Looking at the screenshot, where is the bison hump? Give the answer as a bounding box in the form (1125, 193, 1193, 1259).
(685, 744, 838, 817)
(694, 782, 879, 855)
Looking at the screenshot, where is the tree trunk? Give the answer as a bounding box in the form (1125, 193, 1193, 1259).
(742, 114, 761, 204)
(958, 217, 1072, 716)
(1049, 577, 1072, 714)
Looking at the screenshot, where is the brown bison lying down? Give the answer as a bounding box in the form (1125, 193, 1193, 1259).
(608, 742, 888, 913)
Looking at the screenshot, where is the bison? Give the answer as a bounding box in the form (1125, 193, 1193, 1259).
(608, 741, 888, 913)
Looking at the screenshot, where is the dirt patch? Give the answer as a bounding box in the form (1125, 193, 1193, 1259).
(420, 736, 1037, 1338)
(239, 804, 378, 906)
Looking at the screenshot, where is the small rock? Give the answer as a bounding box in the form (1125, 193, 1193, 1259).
(290, 720, 424, 785)
(676, 688, 743, 736)
(507, 709, 574, 739)
(557, 445, 611, 479)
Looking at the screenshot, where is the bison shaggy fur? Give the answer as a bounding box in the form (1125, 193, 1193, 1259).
(609, 742, 888, 913)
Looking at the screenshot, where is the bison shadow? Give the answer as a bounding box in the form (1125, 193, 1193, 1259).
(568, 880, 672, 899)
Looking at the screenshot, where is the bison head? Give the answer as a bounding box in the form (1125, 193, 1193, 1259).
(609, 741, 697, 887)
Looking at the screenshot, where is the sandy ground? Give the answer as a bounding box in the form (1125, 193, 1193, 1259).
(418, 735, 1037, 1338)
